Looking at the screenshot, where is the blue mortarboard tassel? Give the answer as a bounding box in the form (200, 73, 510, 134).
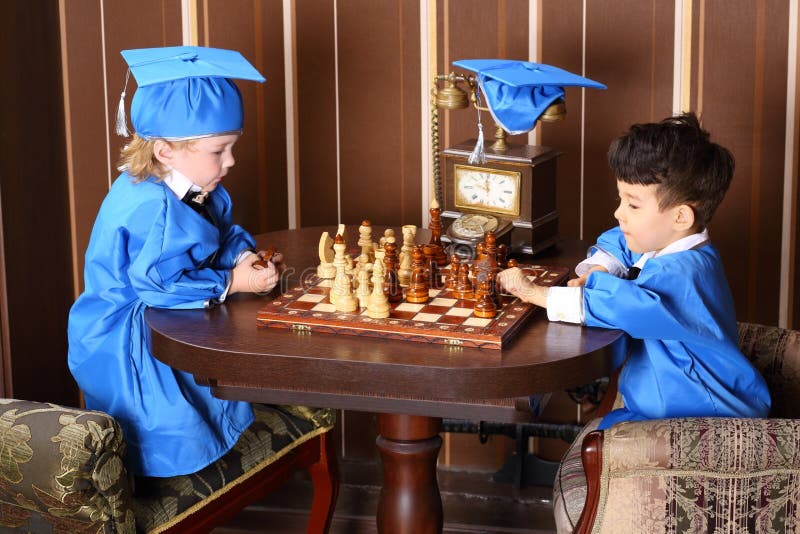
(468, 87, 486, 164)
(115, 70, 132, 137)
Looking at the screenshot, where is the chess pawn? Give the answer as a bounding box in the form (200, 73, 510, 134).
(367, 260, 391, 319)
(334, 272, 358, 313)
(399, 225, 417, 263)
(423, 244, 444, 289)
(454, 262, 474, 299)
(379, 228, 396, 251)
(356, 265, 373, 308)
(406, 246, 430, 303)
(397, 247, 413, 287)
(473, 278, 497, 318)
(358, 219, 374, 262)
(398, 225, 416, 286)
(445, 255, 460, 290)
(406, 266, 430, 304)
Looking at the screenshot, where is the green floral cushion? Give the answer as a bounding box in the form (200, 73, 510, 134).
(0, 399, 135, 533)
(132, 404, 334, 533)
(0, 400, 334, 534)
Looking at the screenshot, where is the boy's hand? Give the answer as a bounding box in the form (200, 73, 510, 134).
(567, 265, 608, 287)
(496, 267, 548, 307)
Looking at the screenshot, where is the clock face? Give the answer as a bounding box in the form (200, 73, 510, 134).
(453, 164, 521, 217)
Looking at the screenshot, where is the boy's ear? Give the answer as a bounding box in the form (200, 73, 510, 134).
(152, 140, 173, 165)
(673, 204, 696, 230)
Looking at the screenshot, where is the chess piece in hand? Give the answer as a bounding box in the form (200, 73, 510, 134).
(231, 251, 281, 295)
(496, 267, 548, 307)
(253, 247, 287, 274)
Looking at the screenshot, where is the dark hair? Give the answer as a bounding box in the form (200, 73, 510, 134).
(607, 112, 734, 228)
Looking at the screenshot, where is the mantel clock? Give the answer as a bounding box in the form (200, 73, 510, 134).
(440, 140, 561, 257)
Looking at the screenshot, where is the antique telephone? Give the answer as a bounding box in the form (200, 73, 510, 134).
(430, 60, 605, 257)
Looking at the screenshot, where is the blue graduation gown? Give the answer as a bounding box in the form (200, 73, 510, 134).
(583, 227, 771, 430)
(68, 174, 256, 477)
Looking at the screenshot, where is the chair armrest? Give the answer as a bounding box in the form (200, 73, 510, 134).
(576, 417, 800, 534)
(600, 417, 800, 474)
(0, 398, 135, 530)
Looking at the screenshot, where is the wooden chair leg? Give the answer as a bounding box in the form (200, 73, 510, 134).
(306, 432, 339, 533)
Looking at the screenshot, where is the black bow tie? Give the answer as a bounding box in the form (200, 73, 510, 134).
(182, 190, 209, 206)
(626, 266, 641, 280)
(181, 190, 214, 224)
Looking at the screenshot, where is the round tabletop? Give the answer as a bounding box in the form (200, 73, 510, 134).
(146, 226, 623, 401)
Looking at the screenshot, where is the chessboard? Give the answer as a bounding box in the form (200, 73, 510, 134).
(256, 263, 569, 350)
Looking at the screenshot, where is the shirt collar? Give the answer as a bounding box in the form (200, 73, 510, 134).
(633, 229, 710, 269)
(163, 168, 201, 200)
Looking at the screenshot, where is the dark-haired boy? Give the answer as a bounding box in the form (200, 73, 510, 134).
(498, 112, 770, 430)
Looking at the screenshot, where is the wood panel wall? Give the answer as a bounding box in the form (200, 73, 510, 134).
(690, 0, 790, 326)
(0, 1, 76, 404)
(3, 0, 795, 504)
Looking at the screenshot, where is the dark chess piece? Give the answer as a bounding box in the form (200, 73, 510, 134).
(428, 203, 448, 268)
(382, 238, 403, 303)
(445, 255, 460, 290)
(496, 244, 508, 270)
(406, 245, 430, 303)
(453, 262, 474, 299)
(423, 243, 445, 289)
(473, 278, 497, 318)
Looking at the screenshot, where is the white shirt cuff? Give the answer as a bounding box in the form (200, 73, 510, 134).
(546, 286, 585, 324)
(234, 249, 254, 265)
(575, 249, 627, 278)
(208, 250, 252, 307)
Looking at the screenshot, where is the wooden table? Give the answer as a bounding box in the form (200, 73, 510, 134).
(146, 227, 623, 533)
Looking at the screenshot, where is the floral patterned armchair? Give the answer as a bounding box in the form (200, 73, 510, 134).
(0, 401, 337, 533)
(554, 322, 800, 534)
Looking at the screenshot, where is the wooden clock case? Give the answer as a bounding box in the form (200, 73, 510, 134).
(441, 140, 562, 256)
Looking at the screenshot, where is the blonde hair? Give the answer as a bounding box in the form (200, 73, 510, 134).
(117, 135, 195, 182)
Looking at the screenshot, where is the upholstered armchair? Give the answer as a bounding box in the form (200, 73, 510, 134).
(0, 401, 337, 533)
(555, 322, 800, 534)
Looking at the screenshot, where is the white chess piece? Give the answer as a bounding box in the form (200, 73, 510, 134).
(358, 220, 374, 262)
(398, 225, 416, 287)
(334, 273, 358, 313)
(330, 239, 349, 306)
(356, 264, 372, 308)
(316, 232, 336, 279)
(367, 259, 390, 318)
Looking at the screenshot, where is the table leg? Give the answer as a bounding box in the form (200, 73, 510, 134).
(376, 413, 443, 534)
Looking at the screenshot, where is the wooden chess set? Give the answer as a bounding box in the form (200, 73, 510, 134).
(256, 204, 569, 349)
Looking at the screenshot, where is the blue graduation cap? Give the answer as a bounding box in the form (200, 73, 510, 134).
(453, 59, 606, 135)
(116, 46, 266, 140)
